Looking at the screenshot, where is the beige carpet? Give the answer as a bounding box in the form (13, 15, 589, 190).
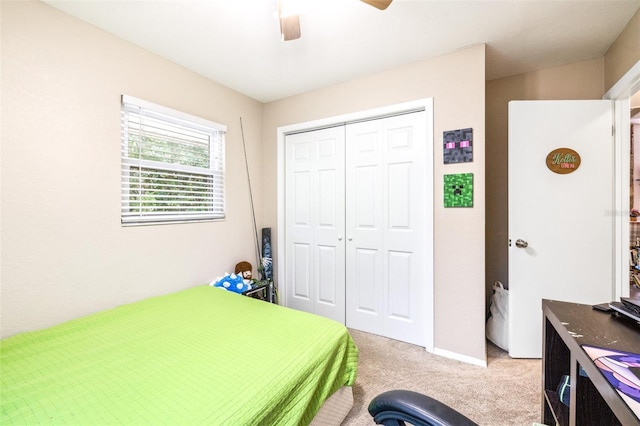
(341, 329, 541, 426)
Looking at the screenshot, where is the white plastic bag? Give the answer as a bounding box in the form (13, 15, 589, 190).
(486, 281, 509, 350)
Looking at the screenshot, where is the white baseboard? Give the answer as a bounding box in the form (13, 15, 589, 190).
(432, 347, 487, 368)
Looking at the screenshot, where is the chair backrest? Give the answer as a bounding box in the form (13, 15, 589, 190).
(368, 390, 479, 426)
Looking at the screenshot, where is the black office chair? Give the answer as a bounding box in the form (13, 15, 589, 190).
(368, 390, 479, 426)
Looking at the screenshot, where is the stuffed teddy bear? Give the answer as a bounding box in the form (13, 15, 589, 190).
(210, 273, 251, 294)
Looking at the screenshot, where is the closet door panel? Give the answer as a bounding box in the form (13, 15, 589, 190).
(382, 113, 428, 346)
(317, 245, 337, 304)
(352, 162, 382, 323)
(355, 166, 377, 227)
(315, 244, 339, 317)
(287, 139, 314, 313)
(354, 248, 379, 313)
(285, 127, 345, 323)
(387, 162, 411, 229)
(292, 243, 311, 299)
(345, 247, 383, 333)
(346, 111, 429, 346)
(346, 119, 385, 333)
(387, 250, 412, 319)
(385, 168, 417, 344)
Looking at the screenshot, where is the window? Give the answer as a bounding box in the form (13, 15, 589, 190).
(121, 95, 226, 225)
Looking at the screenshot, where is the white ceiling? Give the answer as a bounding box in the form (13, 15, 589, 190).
(43, 0, 640, 103)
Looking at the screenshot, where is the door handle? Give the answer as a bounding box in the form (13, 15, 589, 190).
(338, 235, 343, 241)
(515, 239, 528, 248)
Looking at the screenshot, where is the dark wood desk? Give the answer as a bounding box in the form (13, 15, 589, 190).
(542, 299, 640, 426)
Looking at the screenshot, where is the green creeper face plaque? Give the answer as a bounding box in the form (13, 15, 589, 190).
(444, 173, 473, 208)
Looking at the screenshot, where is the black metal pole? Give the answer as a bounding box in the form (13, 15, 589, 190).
(239, 117, 262, 278)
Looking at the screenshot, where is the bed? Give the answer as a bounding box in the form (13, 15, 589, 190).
(0, 286, 358, 425)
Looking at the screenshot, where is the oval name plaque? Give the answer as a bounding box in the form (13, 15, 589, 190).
(546, 148, 581, 174)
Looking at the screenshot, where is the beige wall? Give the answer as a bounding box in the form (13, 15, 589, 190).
(604, 8, 640, 93)
(263, 45, 487, 363)
(3, 1, 487, 363)
(0, 1, 264, 337)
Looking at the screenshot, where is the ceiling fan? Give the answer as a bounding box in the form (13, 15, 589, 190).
(278, 0, 393, 41)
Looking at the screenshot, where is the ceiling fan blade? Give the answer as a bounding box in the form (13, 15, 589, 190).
(280, 13, 301, 41)
(277, 0, 301, 42)
(361, 0, 393, 10)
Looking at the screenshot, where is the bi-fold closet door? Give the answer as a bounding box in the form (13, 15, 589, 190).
(285, 110, 430, 347)
(285, 125, 346, 323)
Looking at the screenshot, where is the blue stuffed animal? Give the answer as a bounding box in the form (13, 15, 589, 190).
(210, 273, 251, 294)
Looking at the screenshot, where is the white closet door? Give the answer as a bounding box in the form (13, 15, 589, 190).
(345, 111, 429, 346)
(285, 126, 346, 323)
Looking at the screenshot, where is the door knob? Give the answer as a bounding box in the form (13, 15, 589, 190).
(348, 236, 353, 241)
(338, 235, 343, 241)
(515, 239, 528, 248)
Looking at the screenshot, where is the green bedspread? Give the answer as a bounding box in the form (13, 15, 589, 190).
(0, 286, 358, 425)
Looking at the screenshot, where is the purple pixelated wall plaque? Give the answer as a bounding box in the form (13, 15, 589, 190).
(443, 128, 473, 164)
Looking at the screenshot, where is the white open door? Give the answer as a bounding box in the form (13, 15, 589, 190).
(509, 100, 614, 358)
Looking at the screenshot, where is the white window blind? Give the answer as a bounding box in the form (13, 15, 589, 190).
(121, 95, 226, 225)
